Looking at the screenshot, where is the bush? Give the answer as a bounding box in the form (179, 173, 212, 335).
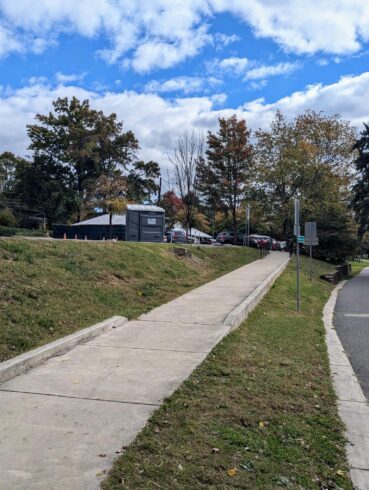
(0, 207, 17, 227)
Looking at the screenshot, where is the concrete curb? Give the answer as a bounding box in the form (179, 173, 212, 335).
(323, 279, 369, 490)
(0, 315, 128, 384)
(224, 255, 290, 329)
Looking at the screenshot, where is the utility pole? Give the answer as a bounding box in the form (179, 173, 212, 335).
(294, 198, 300, 312)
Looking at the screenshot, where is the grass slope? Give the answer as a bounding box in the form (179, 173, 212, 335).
(103, 257, 352, 490)
(0, 239, 258, 362)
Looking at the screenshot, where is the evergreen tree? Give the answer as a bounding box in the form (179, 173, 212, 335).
(352, 123, 369, 239)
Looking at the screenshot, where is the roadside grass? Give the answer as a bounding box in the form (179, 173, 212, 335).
(0, 225, 47, 237)
(349, 259, 369, 276)
(103, 257, 353, 490)
(0, 239, 258, 362)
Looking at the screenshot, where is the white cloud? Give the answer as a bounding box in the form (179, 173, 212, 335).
(55, 72, 86, 83)
(214, 0, 369, 55)
(145, 76, 222, 94)
(209, 56, 249, 76)
(1, 72, 369, 168)
(0, 1, 369, 70)
(244, 62, 301, 80)
(213, 32, 240, 48)
(209, 58, 300, 83)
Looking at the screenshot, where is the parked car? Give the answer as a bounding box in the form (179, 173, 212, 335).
(216, 231, 246, 245)
(216, 231, 235, 244)
(277, 240, 287, 251)
(165, 229, 188, 243)
(199, 236, 215, 245)
(246, 234, 260, 248)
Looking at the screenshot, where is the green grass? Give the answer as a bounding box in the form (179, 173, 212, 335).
(0, 239, 258, 362)
(103, 257, 353, 490)
(0, 225, 48, 237)
(349, 259, 369, 276)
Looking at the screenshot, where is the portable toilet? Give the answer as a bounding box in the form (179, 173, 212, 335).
(125, 204, 165, 242)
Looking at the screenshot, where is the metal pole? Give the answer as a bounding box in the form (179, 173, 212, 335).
(246, 206, 250, 247)
(294, 198, 300, 312)
(309, 223, 312, 281)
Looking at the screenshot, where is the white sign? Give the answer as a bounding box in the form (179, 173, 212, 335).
(147, 218, 157, 225)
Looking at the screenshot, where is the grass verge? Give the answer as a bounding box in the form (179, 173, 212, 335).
(0, 239, 258, 362)
(103, 257, 352, 490)
(349, 259, 369, 276)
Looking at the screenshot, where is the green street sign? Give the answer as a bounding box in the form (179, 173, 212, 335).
(298, 235, 305, 244)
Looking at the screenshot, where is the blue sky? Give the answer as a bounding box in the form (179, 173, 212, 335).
(1, 0, 369, 166)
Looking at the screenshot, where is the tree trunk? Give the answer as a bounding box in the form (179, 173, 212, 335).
(232, 207, 237, 245)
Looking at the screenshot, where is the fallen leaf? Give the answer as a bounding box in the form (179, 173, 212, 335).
(98, 454, 106, 458)
(336, 469, 345, 476)
(258, 421, 269, 428)
(227, 467, 237, 477)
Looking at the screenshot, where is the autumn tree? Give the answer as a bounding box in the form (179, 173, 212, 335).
(352, 122, 369, 239)
(198, 115, 253, 243)
(161, 191, 183, 230)
(89, 173, 127, 238)
(254, 110, 355, 238)
(169, 131, 204, 235)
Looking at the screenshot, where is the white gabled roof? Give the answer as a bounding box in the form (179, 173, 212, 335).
(73, 214, 126, 226)
(172, 223, 212, 239)
(127, 204, 164, 212)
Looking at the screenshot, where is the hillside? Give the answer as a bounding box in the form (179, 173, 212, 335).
(0, 239, 259, 362)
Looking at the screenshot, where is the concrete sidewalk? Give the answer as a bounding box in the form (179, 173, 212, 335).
(0, 252, 288, 490)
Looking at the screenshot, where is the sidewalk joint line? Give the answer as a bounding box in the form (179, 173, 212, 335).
(137, 319, 215, 326)
(82, 344, 208, 354)
(0, 388, 160, 407)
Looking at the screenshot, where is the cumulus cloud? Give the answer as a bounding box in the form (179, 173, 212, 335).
(1, 1, 369, 70)
(1, 72, 369, 167)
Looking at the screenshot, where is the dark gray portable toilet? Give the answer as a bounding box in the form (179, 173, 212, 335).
(125, 204, 165, 242)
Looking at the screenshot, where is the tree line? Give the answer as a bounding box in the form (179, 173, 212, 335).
(1, 95, 368, 262)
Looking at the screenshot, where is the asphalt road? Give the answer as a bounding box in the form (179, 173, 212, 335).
(335, 266, 369, 398)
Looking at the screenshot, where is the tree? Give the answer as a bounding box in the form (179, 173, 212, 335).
(352, 123, 369, 239)
(169, 131, 204, 235)
(13, 155, 76, 227)
(160, 191, 183, 230)
(126, 160, 161, 203)
(198, 115, 253, 243)
(254, 110, 355, 238)
(27, 97, 99, 222)
(89, 173, 127, 238)
(0, 152, 19, 195)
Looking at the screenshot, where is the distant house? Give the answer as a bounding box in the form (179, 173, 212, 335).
(53, 205, 165, 242)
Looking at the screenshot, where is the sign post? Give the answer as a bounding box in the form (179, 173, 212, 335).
(304, 222, 318, 280)
(246, 205, 250, 247)
(294, 198, 300, 312)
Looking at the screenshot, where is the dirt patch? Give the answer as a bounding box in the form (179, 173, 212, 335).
(100, 271, 132, 286)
